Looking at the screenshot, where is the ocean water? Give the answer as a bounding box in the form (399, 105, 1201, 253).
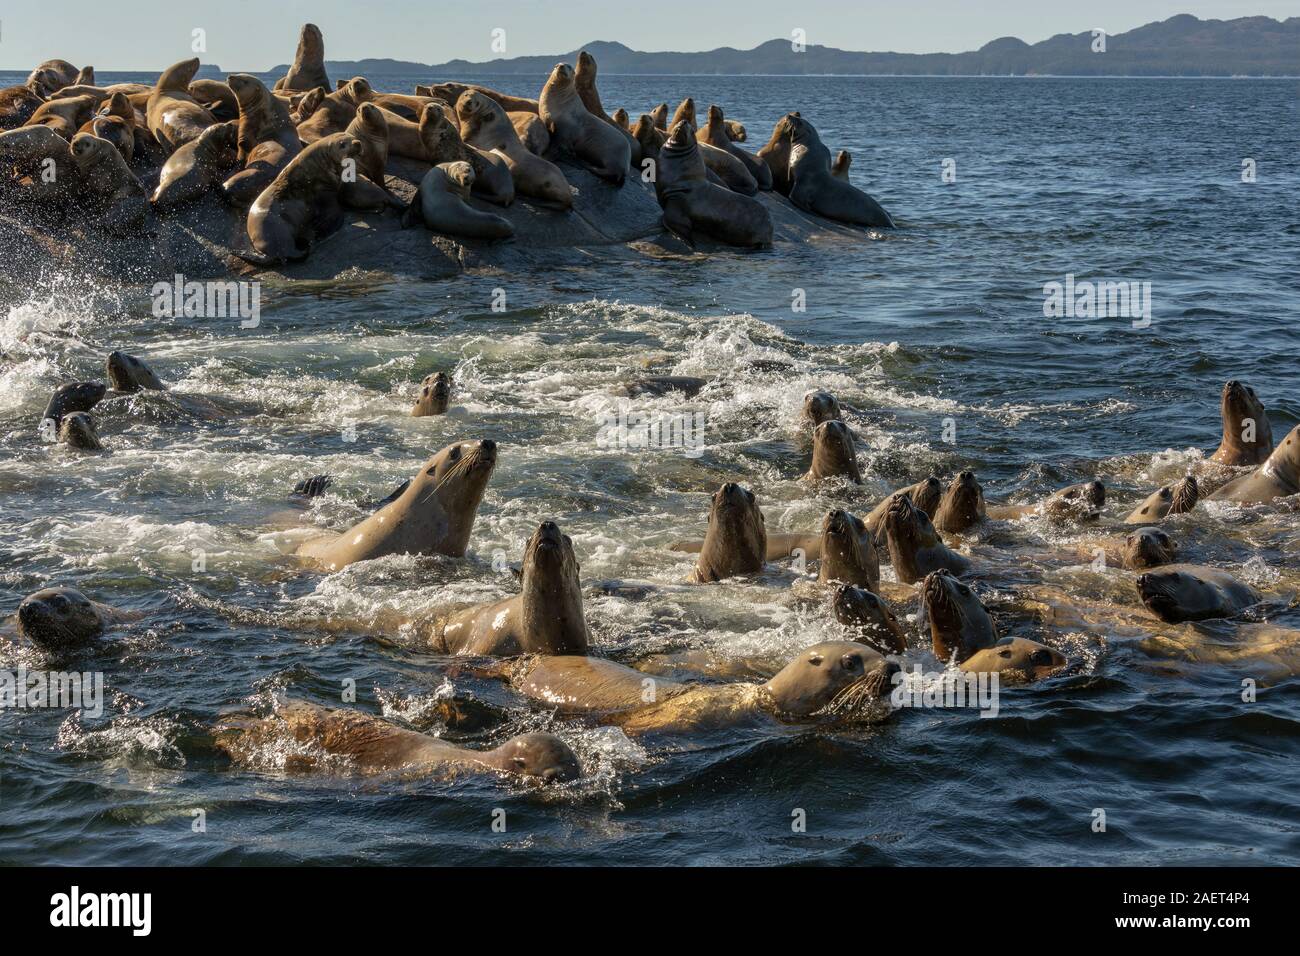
(1, 74, 1298, 866)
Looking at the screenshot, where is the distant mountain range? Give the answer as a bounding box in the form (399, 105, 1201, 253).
(276, 15, 1299, 78)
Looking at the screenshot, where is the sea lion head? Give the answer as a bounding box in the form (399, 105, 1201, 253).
(339, 77, 372, 105)
(106, 351, 166, 392)
(485, 732, 580, 784)
(611, 107, 629, 129)
(17, 586, 105, 651)
(820, 509, 876, 587)
(884, 492, 942, 562)
(294, 87, 325, 121)
(157, 58, 202, 92)
(1217, 380, 1273, 464)
(520, 520, 588, 655)
(706, 105, 725, 130)
(961, 638, 1066, 682)
(1128, 475, 1198, 523)
(576, 51, 597, 78)
(418, 103, 461, 158)
(354, 101, 386, 135)
(1136, 567, 1219, 623)
(910, 475, 944, 517)
(672, 97, 696, 128)
(921, 569, 996, 663)
(42, 381, 107, 427)
(411, 439, 498, 554)
(227, 73, 269, 108)
(832, 584, 905, 654)
(809, 420, 860, 482)
(1043, 479, 1106, 522)
(58, 411, 102, 450)
(650, 103, 668, 129)
(724, 119, 747, 142)
(298, 23, 325, 59)
(763, 641, 896, 720)
(801, 389, 842, 427)
(455, 90, 504, 140)
(27, 68, 64, 98)
(547, 63, 575, 92)
(632, 115, 662, 152)
(411, 371, 452, 416)
(1123, 527, 1177, 570)
(89, 116, 132, 161)
(695, 482, 766, 581)
(69, 131, 113, 168)
(933, 470, 986, 532)
(833, 150, 852, 175)
(98, 91, 135, 123)
(442, 159, 475, 195)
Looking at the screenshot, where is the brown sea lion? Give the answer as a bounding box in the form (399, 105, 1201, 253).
(649, 103, 669, 130)
(1124, 475, 1199, 524)
(24, 94, 95, 140)
(368, 93, 443, 121)
(654, 121, 772, 248)
(296, 77, 371, 144)
(805, 419, 861, 483)
(401, 160, 514, 240)
(831, 150, 851, 180)
(986, 480, 1107, 523)
(817, 509, 879, 590)
(1123, 527, 1177, 570)
(15, 586, 116, 653)
(1210, 424, 1300, 504)
(1210, 380, 1273, 466)
(74, 66, 95, 87)
(691, 482, 766, 582)
(757, 112, 799, 194)
(509, 111, 550, 156)
(423, 82, 537, 115)
(921, 569, 996, 663)
(274, 23, 331, 93)
(884, 494, 970, 585)
(832, 584, 906, 654)
(106, 351, 166, 392)
(432, 521, 587, 656)
(699, 104, 772, 191)
(573, 51, 641, 165)
(188, 79, 238, 121)
(87, 114, 134, 165)
(960, 638, 1067, 682)
(216, 701, 579, 782)
(1136, 565, 1261, 623)
(343, 102, 392, 189)
(26, 60, 79, 97)
(933, 471, 986, 533)
(58, 411, 102, 451)
(151, 119, 238, 207)
(411, 372, 451, 416)
(222, 73, 302, 206)
(457, 90, 571, 208)
(296, 439, 497, 570)
(670, 97, 696, 129)
(538, 63, 629, 185)
(69, 132, 148, 233)
(783, 113, 894, 227)
(864, 476, 943, 543)
(146, 58, 217, 151)
(417, 103, 513, 206)
(290, 87, 325, 124)
(0, 85, 45, 130)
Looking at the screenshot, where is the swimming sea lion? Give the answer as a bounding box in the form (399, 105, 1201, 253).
(106, 351, 166, 392)
(417, 103, 513, 206)
(41, 382, 106, 430)
(457, 91, 571, 208)
(411, 371, 452, 416)
(883, 494, 970, 585)
(805, 420, 861, 483)
(960, 638, 1067, 682)
(150, 119, 238, 207)
(216, 700, 579, 783)
(24, 94, 95, 140)
(401, 160, 514, 240)
(699, 105, 772, 191)
(863, 475, 942, 542)
(222, 73, 302, 206)
(1209, 424, 1300, 504)
(1211, 380, 1273, 466)
(933, 471, 986, 533)
(58, 412, 102, 450)
(831, 150, 851, 180)
(986, 480, 1106, 524)
(1136, 564, 1261, 623)
(1124, 475, 1199, 524)
(275, 23, 331, 93)
(921, 569, 995, 663)
(654, 121, 772, 249)
(296, 439, 497, 570)
(692, 482, 766, 582)
(0, 85, 45, 129)
(1123, 527, 1177, 570)
(16, 586, 114, 652)
(538, 63, 629, 185)
(432, 521, 588, 656)
(296, 77, 370, 144)
(818, 509, 879, 590)
(801, 390, 843, 428)
(784, 113, 894, 227)
(69, 132, 148, 233)
(832, 584, 906, 654)
(146, 58, 217, 151)
(26, 60, 79, 97)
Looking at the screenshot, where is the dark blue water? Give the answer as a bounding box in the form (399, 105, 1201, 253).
(1, 74, 1298, 865)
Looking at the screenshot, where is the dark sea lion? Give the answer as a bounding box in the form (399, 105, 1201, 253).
(411, 371, 452, 416)
(433, 521, 588, 656)
(692, 482, 766, 582)
(24, 94, 95, 140)
(538, 63, 628, 185)
(146, 58, 217, 151)
(457, 90, 571, 208)
(574, 51, 641, 165)
(699, 105, 772, 191)
(1210, 424, 1300, 504)
(801, 390, 843, 428)
(69, 132, 148, 233)
(216, 701, 578, 783)
(832, 584, 906, 654)
(831, 150, 851, 180)
(417, 103, 513, 206)
(805, 419, 861, 482)
(654, 121, 772, 249)
(401, 160, 514, 240)
(16, 586, 114, 652)
(188, 78, 238, 121)
(222, 73, 302, 206)
(26, 60, 79, 97)
(275, 23, 331, 93)
(423, 82, 538, 115)
(0, 126, 77, 205)
(150, 119, 238, 207)
(296, 77, 370, 144)
(961, 639, 1066, 682)
(818, 509, 879, 590)
(1124, 475, 1199, 524)
(296, 439, 497, 570)
(1136, 564, 1261, 623)
(1123, 527, 1177, 570)
(106, 351, 166, 392)
(864, 475, 942, 542)
(58, 411, 102, 450)
(784, 113, 894, 227)
(1211, 380, 1273, 466)
(290, 87, 324, 124)
(0, 85, 45, 130)
(884, 494, 970, 585)
(42, 382, 106, 429)
(621, 376, 707, 398)
(933, 470, 987, 533)
(987, 479, 1106, 523)
(922, 569, 997, 663)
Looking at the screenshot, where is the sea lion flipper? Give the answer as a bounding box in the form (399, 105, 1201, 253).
(661, 195, 694, 247)
(291, 475, 334, 499)
(373, 479, 410, 510)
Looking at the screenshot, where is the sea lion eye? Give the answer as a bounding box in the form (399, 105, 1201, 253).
(448, 447, 461, 462)
(512, 756, 526, 768)
(1031, 650, 1054, 666)
(840, 654, 860, 671)
(998, 650, 1013, 659)
(807, 653, 823, 666)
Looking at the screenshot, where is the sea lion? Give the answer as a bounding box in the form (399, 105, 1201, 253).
(0, 125, 78, 205)
(538, 63, 629, 185)
(699, 105, 772, 191)
(26, 60, 79, 97)
(411, 371, 452, 416)
(0, 85, 46, 130)
(74, 67, 95, 86)
(222, 73, 303, 206)
(188, 79, 238, 121)
(146, 58, 217, 151)
(650, 103, 669, 130)
(805, 419, 861, 482)
(24, 94, 95, 140)
(883, 494, 970, 585)
(670, 97, 697, 130)
(831, 150, 851, 180)
(216, 700, 579, 783)
(296, 77, 371, 144)
(621, 375, 707, 398)
(275, 23, 331, 93)
(817, 509, 879, 590)
(69, 132, 148, 233)
(783, 113, 895, 227)
(1209, 424, 1300, 504)
(15, 586, 114, 653)
(401, 160, 514, 240)
(41, 382, 106, 430)
(1211, 380, 1273, 466)
(296, 439, 497, 570)
(933, 471, 987, 533)
(58, 411, 102, 451)
(611, 108, 630, 129)
(832, 584, 906, 654)
(864, 476, 943, 542)
(921, 569, 995, 663)
(573, 51, 641, 165)
(423, 83, 538, 115)
(369, 93, 443, 121)
(1123, 527, 1177, 570)
(758, 112, 798, 194)
(692, 481, 766, 582)
(417, 103, 513, 206)
(511, 640, 896, 733)
(456, 90, 571, 208)
(960, 638, 1067, 682)
(1136, 565, 1261, 623)
(106, 351, 166, 392)
(986, 480, 1107, 523)
(801, 390, 843, 428)
(509, 111, 550, 156)
(653, 121, 772, 249)
(432, 521, 588, 656)
(87, 114, 134, 165)
(1124, 475, 1199, 524)
(343, 102, 394, 192)
(150, 119, 238, 207)
(290, 87, 324, 124)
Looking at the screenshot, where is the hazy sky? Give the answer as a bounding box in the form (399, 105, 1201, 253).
(2, 0, 1296, 71)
